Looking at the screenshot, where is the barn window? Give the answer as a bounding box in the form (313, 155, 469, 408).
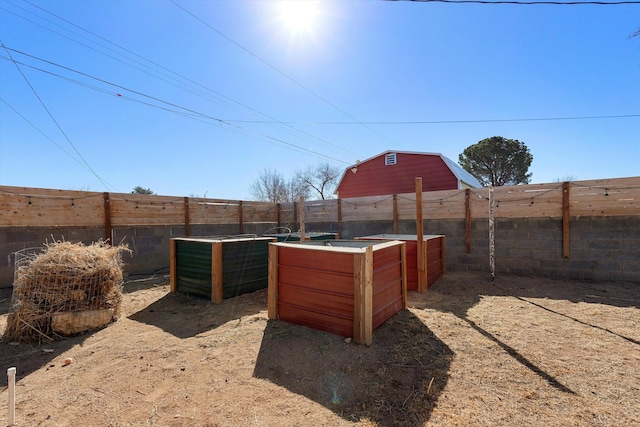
(385, 153, 397, 165)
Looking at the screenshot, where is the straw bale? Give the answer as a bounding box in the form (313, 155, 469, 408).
(2, 240, 131, 343)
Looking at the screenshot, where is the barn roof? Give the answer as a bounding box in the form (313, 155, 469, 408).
(339, 150, 483, 191)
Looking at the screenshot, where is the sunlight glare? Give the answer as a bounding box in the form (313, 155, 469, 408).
(278, 1, 320, 34)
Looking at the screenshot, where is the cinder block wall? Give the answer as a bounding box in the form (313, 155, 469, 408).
(2, 216, 638, 288)
(341, 215, 640, 283)
(0, 223, 278, 288)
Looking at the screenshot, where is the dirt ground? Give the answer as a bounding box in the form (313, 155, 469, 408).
(0, 271, 638, 427)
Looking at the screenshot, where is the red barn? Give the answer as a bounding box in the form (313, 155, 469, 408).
(336, 151, 482, 198)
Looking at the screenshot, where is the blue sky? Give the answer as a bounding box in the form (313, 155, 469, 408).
(1, 0, 638, 200)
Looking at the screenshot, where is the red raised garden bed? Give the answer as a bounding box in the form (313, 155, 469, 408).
(355, 234, 445, 291)
(268, 240, 407, 345)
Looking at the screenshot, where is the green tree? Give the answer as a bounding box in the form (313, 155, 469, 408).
(131, 186, 154, 195)
(459, 136, 533, 187)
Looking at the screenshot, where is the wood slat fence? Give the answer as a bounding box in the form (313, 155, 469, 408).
(1, 176, 639, 232)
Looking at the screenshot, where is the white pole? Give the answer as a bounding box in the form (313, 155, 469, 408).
(7, 367, 16, 426)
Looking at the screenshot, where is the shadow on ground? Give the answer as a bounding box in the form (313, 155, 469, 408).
(128, 288, 265, 339)
(409, 271, 640, 396)
(0, 328, 90, 389)
(0, 287, 93, 388)
(253, 310, 453, 427)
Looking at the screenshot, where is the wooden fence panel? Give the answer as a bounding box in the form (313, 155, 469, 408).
(278, 202, 297, 227)
(304, 199, 339, 223)
(0, 186, 104, 227)
(109, 194, 185, 226)
(341, 196, 394, 222)
(187, 199, 241, 225)
(570, 178, 640, 217)
(1, 177, 639, 229)
(242, 202, 278, 224)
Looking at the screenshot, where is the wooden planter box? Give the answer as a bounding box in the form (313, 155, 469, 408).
(170, 236, 275, 303)
(356, 234, 445, 291)
(268, 240, 407, 345)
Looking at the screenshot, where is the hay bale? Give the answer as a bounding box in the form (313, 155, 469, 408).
(2, 240, 131, 343)
(51, 309, 115, 335)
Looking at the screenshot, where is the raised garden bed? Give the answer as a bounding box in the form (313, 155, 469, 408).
(170, 236, 275, 303)
(268, 239, 407, 345)
(356, 234, 445, 291)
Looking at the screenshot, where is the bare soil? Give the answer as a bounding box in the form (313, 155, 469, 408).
(1, 272, 638, 426)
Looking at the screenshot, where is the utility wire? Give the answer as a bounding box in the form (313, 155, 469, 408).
(170, 0, 397, 149)
(1, 49, 352, 166)
(13, 0, 360, 160)
(0, 40, 113, 191)
(223, 114, 640, 125)
(0, 97, 90, 169)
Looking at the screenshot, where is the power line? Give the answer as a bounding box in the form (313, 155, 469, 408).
(169, 0, 398, 148)
(1, 48, 352, 166)
(223, 114, 640, 125)
(0, 97, 91, 169)
(0, 39, 113, 191)
(7, 0, 361, 161)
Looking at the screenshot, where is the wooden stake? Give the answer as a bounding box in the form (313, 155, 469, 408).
(299, 196, 305, 241)
(169, 239, 177, 293)
(401, 243, 408, 309)
(415, 178, 426, 292)
(353, 251, 365, 344)
(8, 367, 16, 426)
(363, 246, 373, 346)
(211, 242, 223, 304)
(267, 244, 279, 319)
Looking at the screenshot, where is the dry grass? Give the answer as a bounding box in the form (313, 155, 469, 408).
(0, 271, 638, 426)
(2, 240, 130, 343)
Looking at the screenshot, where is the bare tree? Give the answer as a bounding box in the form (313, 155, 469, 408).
(249, 168, 288, 203)
(294, 162, 341, 200)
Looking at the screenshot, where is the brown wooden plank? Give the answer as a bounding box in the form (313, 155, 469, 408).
(363, 246, 374, 346)
(563, 182, 570, 258)
(465, 189, 471, 253)
(353, 251, 364, 344)
(183, 197, 190, 237)
(211, 242, 223, 304)
(267, 244, 279, 320)
(169, 239, 177, 293)
(401, 243, 407, 308)
(416, 178, 426, 292)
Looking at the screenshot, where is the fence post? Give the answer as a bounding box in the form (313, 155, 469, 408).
(103, 192, 111, 244)
(276, 203, 281, 228)
(393, 194, 398, 234)
(562, 182, 570, 258)
(337, 198, 342, 239)
(184, 197, 190, 237)
(415, 178, 426, 292)
(489, 186, 495, 285)
(465, 189, 471, 253)
(238, 200, 243, 234)
(299, 196, 305, 241)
